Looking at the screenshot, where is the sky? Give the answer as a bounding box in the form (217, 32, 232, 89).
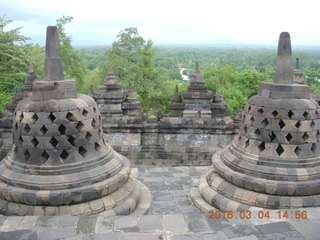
(1, 0, 320, 46)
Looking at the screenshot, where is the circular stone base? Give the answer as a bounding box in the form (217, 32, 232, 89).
(0, 178, 151, 216)
(190, 168, 320, 213)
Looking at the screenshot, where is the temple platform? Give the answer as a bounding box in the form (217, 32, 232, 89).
(0, 165, 319, 240)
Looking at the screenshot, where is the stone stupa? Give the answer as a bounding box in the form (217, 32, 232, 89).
(168, 85, 184, 117)
(183, 62, 214, 118)
(94, 66, 124, 117)
(0, 26, 151, 216)
(190, 32, 320, 212)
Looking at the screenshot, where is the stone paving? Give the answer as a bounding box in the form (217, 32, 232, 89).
(0, 166, 320, 240)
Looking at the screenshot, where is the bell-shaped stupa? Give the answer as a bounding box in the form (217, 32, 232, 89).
(190, 32, 320, 212)
(0, 26, 151, 216)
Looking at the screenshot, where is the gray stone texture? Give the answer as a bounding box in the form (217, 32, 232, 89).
(0, 26, 151, 216)
(191, 31, 320, 213)
(0, 165, 319, 240)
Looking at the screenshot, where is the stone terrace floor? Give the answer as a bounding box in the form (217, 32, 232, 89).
(0, 166, 320, 240)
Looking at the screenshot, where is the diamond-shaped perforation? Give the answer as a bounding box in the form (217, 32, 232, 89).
(50, 137, 58, 148)
(302, 133, 309, 141)
(91, 118, 97, 128)
(311, 120, 316, 129)
(14, 123, 18, 130)
(294, 146, 302, 157)
(295, 121, 301, 129)
(31, 113, 39, 123)
(250, 116, 254, 123)
(286, 133, 293, 142)
(276, 144, 284, 156)
(31, 137, 39, 147)
(60, 150, 69, 160)
(272, 110, 278, 117)
(42, 151, 50, 160)
(258, 108, 264, 114)
(254, 128, 261, 137)
(279, 120, 285, 129)
(19, 113, 24, 121)
(258, 142, 265, 152)
(288, 110, 294, 119)
(78, 146, 87, 157)
(317, 130, 320, 141)
(269, 131, 276, 142)
(245, 139, 250, 148)
(248, 105, 252, 113)
(18, 136, 23, 145)
(24, 150, 30, 160)
(95, 142, 101, 152)
(262, 118, 269, 127)
(58, 124, 66, 135)
(76, 121, 84, 131)
(303, 111, 309, 119)
(66, 112, 74, 121)
(40, 125, 48, 135)
(24, 124, 31, 134)
(93, 106, 97, 113)
(85, 132, 92, 141)
(82, 109, 89, 117)
(67, 135, 75, 145)
(48, 113, 56, 123)
(243, 125, 248, 133)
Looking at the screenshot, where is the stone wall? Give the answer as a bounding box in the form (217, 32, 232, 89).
(103, 117, 236, 166)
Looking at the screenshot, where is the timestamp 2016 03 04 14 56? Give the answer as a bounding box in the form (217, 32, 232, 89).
(208, 210, 308, 220)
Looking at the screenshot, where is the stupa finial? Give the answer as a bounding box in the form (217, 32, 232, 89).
(108, 65, 113, 75)
(295, 58, 300, 69)
(195, 61, 200, 73)
(44, 26, 64, 81)
(274, 32, 293, 84)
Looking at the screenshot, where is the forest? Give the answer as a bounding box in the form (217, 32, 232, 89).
(1, 15, 320, 117)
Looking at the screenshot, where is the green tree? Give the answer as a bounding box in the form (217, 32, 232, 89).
(204, 64, 271, 116)
(106, 27, 160, 111)
(0, 16, 29, 112)
(56, 16, 87, 92)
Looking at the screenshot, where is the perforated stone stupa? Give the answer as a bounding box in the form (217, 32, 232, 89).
(0, 26, 151, 216)
(190, 32, 320, 212)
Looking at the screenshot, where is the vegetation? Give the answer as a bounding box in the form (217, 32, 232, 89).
(1, 15, 320, 117)
(0, 16, 44, 111)
(56, 16, 87, 92)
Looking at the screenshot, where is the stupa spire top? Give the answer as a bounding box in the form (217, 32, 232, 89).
(274, 32, 293, 84)
(195, 61, 200, 73)
(108, 65, 113, 75)
(44, 26, 64, 81)
(295, 58, 300, 69)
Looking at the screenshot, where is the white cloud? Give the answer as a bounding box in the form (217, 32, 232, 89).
(1, 0, 319, 45)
